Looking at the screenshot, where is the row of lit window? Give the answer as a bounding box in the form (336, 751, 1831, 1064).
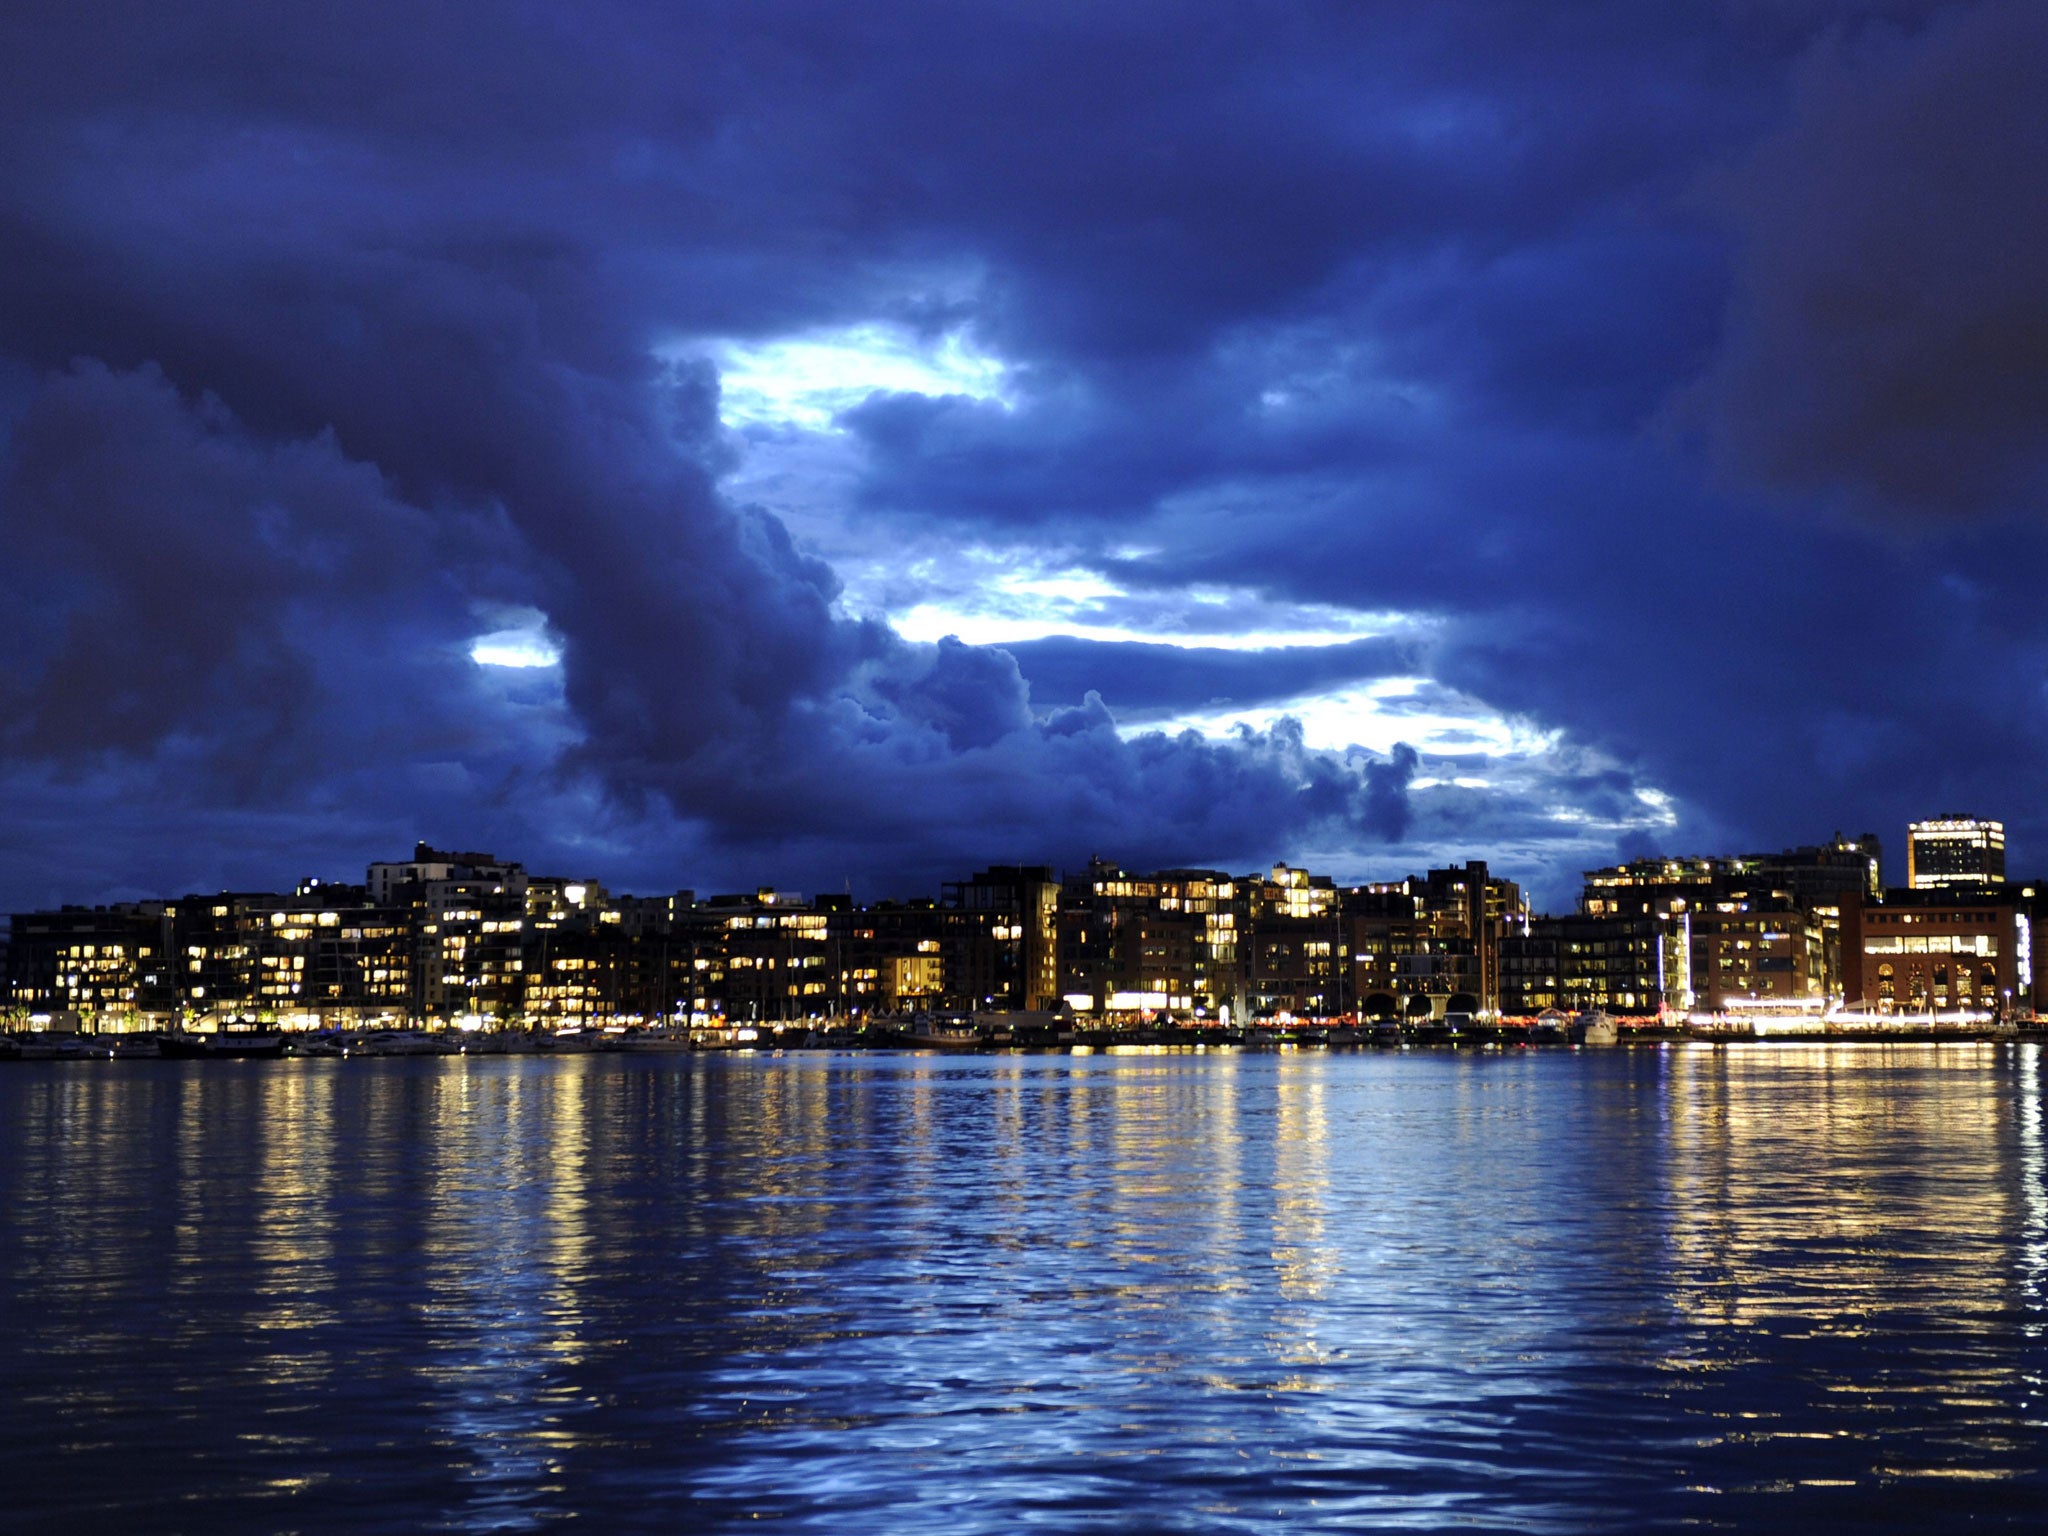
(1864, 934, 1997, 956)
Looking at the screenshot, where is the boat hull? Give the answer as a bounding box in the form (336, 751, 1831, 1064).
(157, 1033, 288, 1059)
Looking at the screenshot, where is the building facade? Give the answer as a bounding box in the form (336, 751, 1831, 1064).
(1057, 861, 1240, 1019)
(1840, 888, 2038, 1015)
(1907, 816, 2006, 890)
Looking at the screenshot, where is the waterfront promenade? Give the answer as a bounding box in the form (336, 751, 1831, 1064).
(5, 1014, 2043, 1060)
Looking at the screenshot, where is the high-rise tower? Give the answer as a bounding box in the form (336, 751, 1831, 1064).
(1906, 815, 2006, 889)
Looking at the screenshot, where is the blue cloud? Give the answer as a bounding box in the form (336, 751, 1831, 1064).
(0, 0, 2039, 912)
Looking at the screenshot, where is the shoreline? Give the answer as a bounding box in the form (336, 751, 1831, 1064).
(6, 1022, 2047, 1061)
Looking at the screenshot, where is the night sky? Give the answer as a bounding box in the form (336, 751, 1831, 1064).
(2, 2, 2044, 912)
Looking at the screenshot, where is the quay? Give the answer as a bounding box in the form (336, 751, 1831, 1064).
(6, 1012, 2045, 1061)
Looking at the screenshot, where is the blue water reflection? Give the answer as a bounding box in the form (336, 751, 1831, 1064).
(4, 1046, 2047, 1531)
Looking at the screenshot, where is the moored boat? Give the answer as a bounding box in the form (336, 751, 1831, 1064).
(596, 1029, 696, 1052)
(883, 1015, 984, 1049)
(340, 1030, 462, 1056)
(157, 1032, 288, 1059)
(1411, 1015, 1461, 1046)
(0, 1033, 117, 1060)
(1572, 1009, 1620, 1046)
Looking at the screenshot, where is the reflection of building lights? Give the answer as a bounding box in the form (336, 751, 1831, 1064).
(2020, 1045, 2048, 1326)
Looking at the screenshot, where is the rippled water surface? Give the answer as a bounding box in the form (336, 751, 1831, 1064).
(6, 1045, 2048, 1532)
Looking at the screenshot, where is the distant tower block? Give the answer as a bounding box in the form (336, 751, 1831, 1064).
(1906, 815, 2006, 889)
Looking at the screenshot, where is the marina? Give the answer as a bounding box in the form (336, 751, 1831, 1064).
(6, 1008, 2043, 1062)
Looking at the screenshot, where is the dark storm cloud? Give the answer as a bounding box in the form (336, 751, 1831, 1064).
(1, 359, 491, 769)
(1689, 3, 2048, 517)
(666, 691, 1432, 899)
(0, 0, 2039, 908)
(1361, 743, 1421, 842)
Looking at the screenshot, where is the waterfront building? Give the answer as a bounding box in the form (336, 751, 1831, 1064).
(1244, 908, 1344, 1017)
(1580, 837, 1879, 1008)
(1687, 896, 1825, 1010)
(1344, 884, 1442, 1019)
(3, 903, 175, 1030)
(941, 865, 1060, 1012)
(1585, 871, 1821, 1011)
(523, 923, 620, 1027)
(1839, 885, 2040, 1015)
(367, 846, 531, 1022)
(1495, 924, 1563, 1016)
(523, 877, 638, 1026)
(1058, 860, 1239, 1020)
(830, 899, 947, 1013)
(167, 894, 279, 1024)
(1730, 835, 1880, 999)
(631, 923, 720, 1024)
(4, 885, 417, 1032)
(713, 889, 830, 1023)
(1413, 861, 1524, 1015)
(1239, 864, 1345, 1016)
(1345, 862, 1524, 1019)
(246, 884, 411, 1029)
(169, 885, 414, 1030)
(409, 891, 527, 1026)
(1499, 911, 1692, 1016)
(662, 900, 732, 1021)
(1907, 815, 2006, 890)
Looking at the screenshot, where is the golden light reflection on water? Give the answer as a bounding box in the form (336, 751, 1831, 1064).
(1267, 1056, 1337, 1385)
(243, 1067, 339, 1415)
(716, 1054, 851, 1264)
(2017, 1043, 2048, 1333)
(1651, 1043, 2048, 1495)
(406, 1059, 609, 1512)
(1271, 1055, 1334, 1304)
(10, 1049, 2048, 1532)
(1661, 1044, 2016, 1331)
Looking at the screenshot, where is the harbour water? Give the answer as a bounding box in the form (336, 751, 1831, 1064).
(4, 1045, 2047, 1532)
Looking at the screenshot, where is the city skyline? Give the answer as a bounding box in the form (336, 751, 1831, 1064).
(0, 819, 1945, 922)
(10, 819, 2034, 1032)
(0, 811, 2005, 919)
